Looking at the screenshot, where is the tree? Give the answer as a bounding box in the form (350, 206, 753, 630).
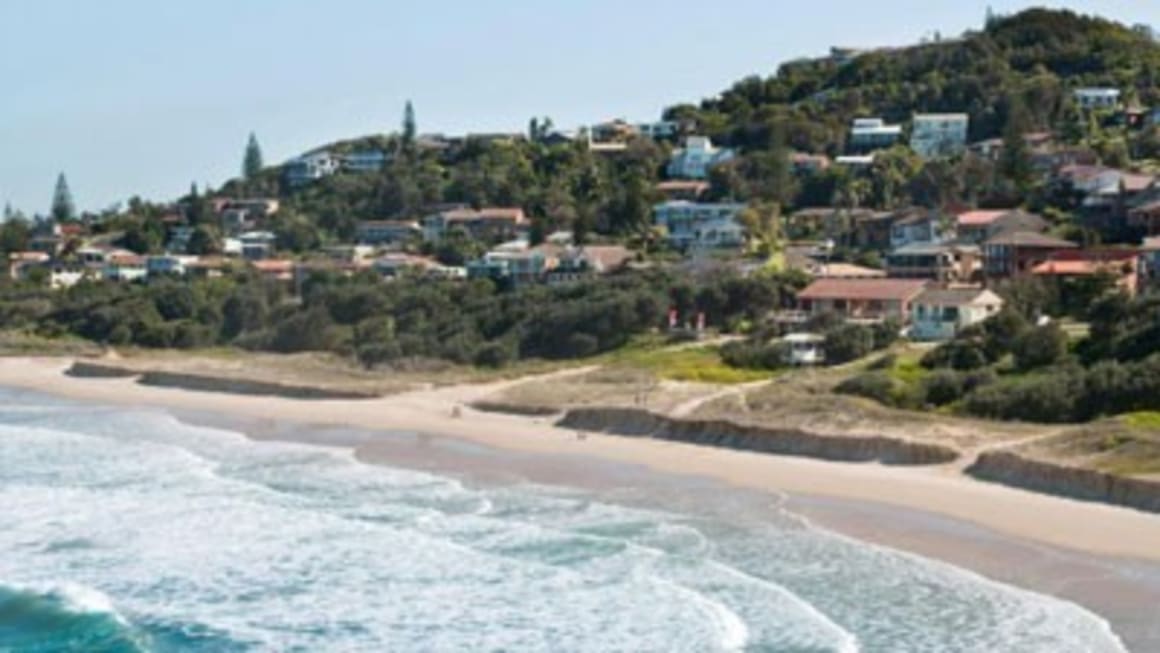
(402, 100, 417, 151)
(51, 173, 75, 222)
(187, 225, 223, 256)
(998, 95, 1034, 195)
(243, 132, 264, 180)
(737, 202, 783, 258)
(1013, 323, 1069, 371)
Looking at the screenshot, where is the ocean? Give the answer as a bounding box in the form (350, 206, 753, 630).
(0, 387, 1132, 652)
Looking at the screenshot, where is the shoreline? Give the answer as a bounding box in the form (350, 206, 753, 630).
(2, 356, 1160, 564)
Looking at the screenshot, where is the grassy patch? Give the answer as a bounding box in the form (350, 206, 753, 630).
(1120, 412, 1160, 430)
(605, 343, 773, 384)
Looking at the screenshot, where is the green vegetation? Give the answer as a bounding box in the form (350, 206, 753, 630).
(0, 269, 807, 371)
(605, 341, 772, 384)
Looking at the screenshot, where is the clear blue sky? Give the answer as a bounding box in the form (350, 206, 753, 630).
(1, 1, 1157, 214)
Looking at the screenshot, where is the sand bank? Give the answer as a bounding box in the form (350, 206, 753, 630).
(2, 356, 1159, 563)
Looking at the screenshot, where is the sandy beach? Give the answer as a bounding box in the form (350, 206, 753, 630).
(1, 356, 1159, 563)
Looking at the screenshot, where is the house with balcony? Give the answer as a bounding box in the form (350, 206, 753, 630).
(890, 210, 953, 249)
(955, 209, 1049, 244)
(653, 201, 747, 251)
(666, 137, 736, 179)
(284, 151, 341, 187)
(910, 113, 969, 159)
(421, 207, 527, 243)
(910, 287, 1005, 342)
(795, 278, 929, 323)
(983, 231, 1078, 278)
(886, 242, 981, 282)
(239, 231, 278, 260)
(848, 118, 903, 153)
(466, 241, 559, 286)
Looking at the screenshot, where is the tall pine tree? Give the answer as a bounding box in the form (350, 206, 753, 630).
(243, 132, 264, 180)
(402, 101, 417, 151)
(999, 94, 1034, 196)
(51, 173, 75, 222)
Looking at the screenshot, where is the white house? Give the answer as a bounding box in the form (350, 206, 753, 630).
(653, 201, 747, 250)
(284, 151, 341, 187)
(103, 254, 148, 283)
(910, 287, 1005, 342)
(666, 137, 736, 179)
(910, 113, 969, 159)
(848, 118, 903, 152)
(1074, 88, 1121, 111)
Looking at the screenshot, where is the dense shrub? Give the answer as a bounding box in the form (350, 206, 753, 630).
(922, 371, 967, 407)
(962, 367, 1087, 422)
(921, 339, 989, 371)
(823, 324, 875, 365)
(720, 340, 790, 370)
(1012, 323, 1069, 371)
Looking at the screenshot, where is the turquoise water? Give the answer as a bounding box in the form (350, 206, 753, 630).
(0, 389, 1130, 652)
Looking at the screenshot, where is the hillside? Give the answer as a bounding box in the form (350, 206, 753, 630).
(673, 8, 1160, 155)
(200, 8, 1160, 247)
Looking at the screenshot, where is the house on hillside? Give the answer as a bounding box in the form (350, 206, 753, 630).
(545, 245, 634, 286)
(653, 201, 746, 251)
(956, 209, 1049, 244)
(284, 151, 341, 188)
(355, 220, 421, 246)
(341, 151, 387, 173)
(1074, 88, 1121, 111)
(666, 137, 736, 179)
(910, 287, 1005, 342)
(239, 231, 278, 260)
(886, 242, 981, 283)
(103, 254, 148, 283)
(467, 241, 559, 286)
(848, 118, 903, 153)
(983, 231, 1078, 278)
(890, 210, 953, 249)
(910, 113, 969, 159)
(1032, 249, 1142, 297)
(795, 278, 928, 323)
(421, 207, 527, 243)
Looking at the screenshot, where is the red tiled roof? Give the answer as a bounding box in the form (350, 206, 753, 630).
(956, 210, 1009, 227)
(1121, 173, 1157, 193)
(797, 278, 928, 302)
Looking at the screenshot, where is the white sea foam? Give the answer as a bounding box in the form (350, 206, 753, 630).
(0, 391, 1135, 652)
